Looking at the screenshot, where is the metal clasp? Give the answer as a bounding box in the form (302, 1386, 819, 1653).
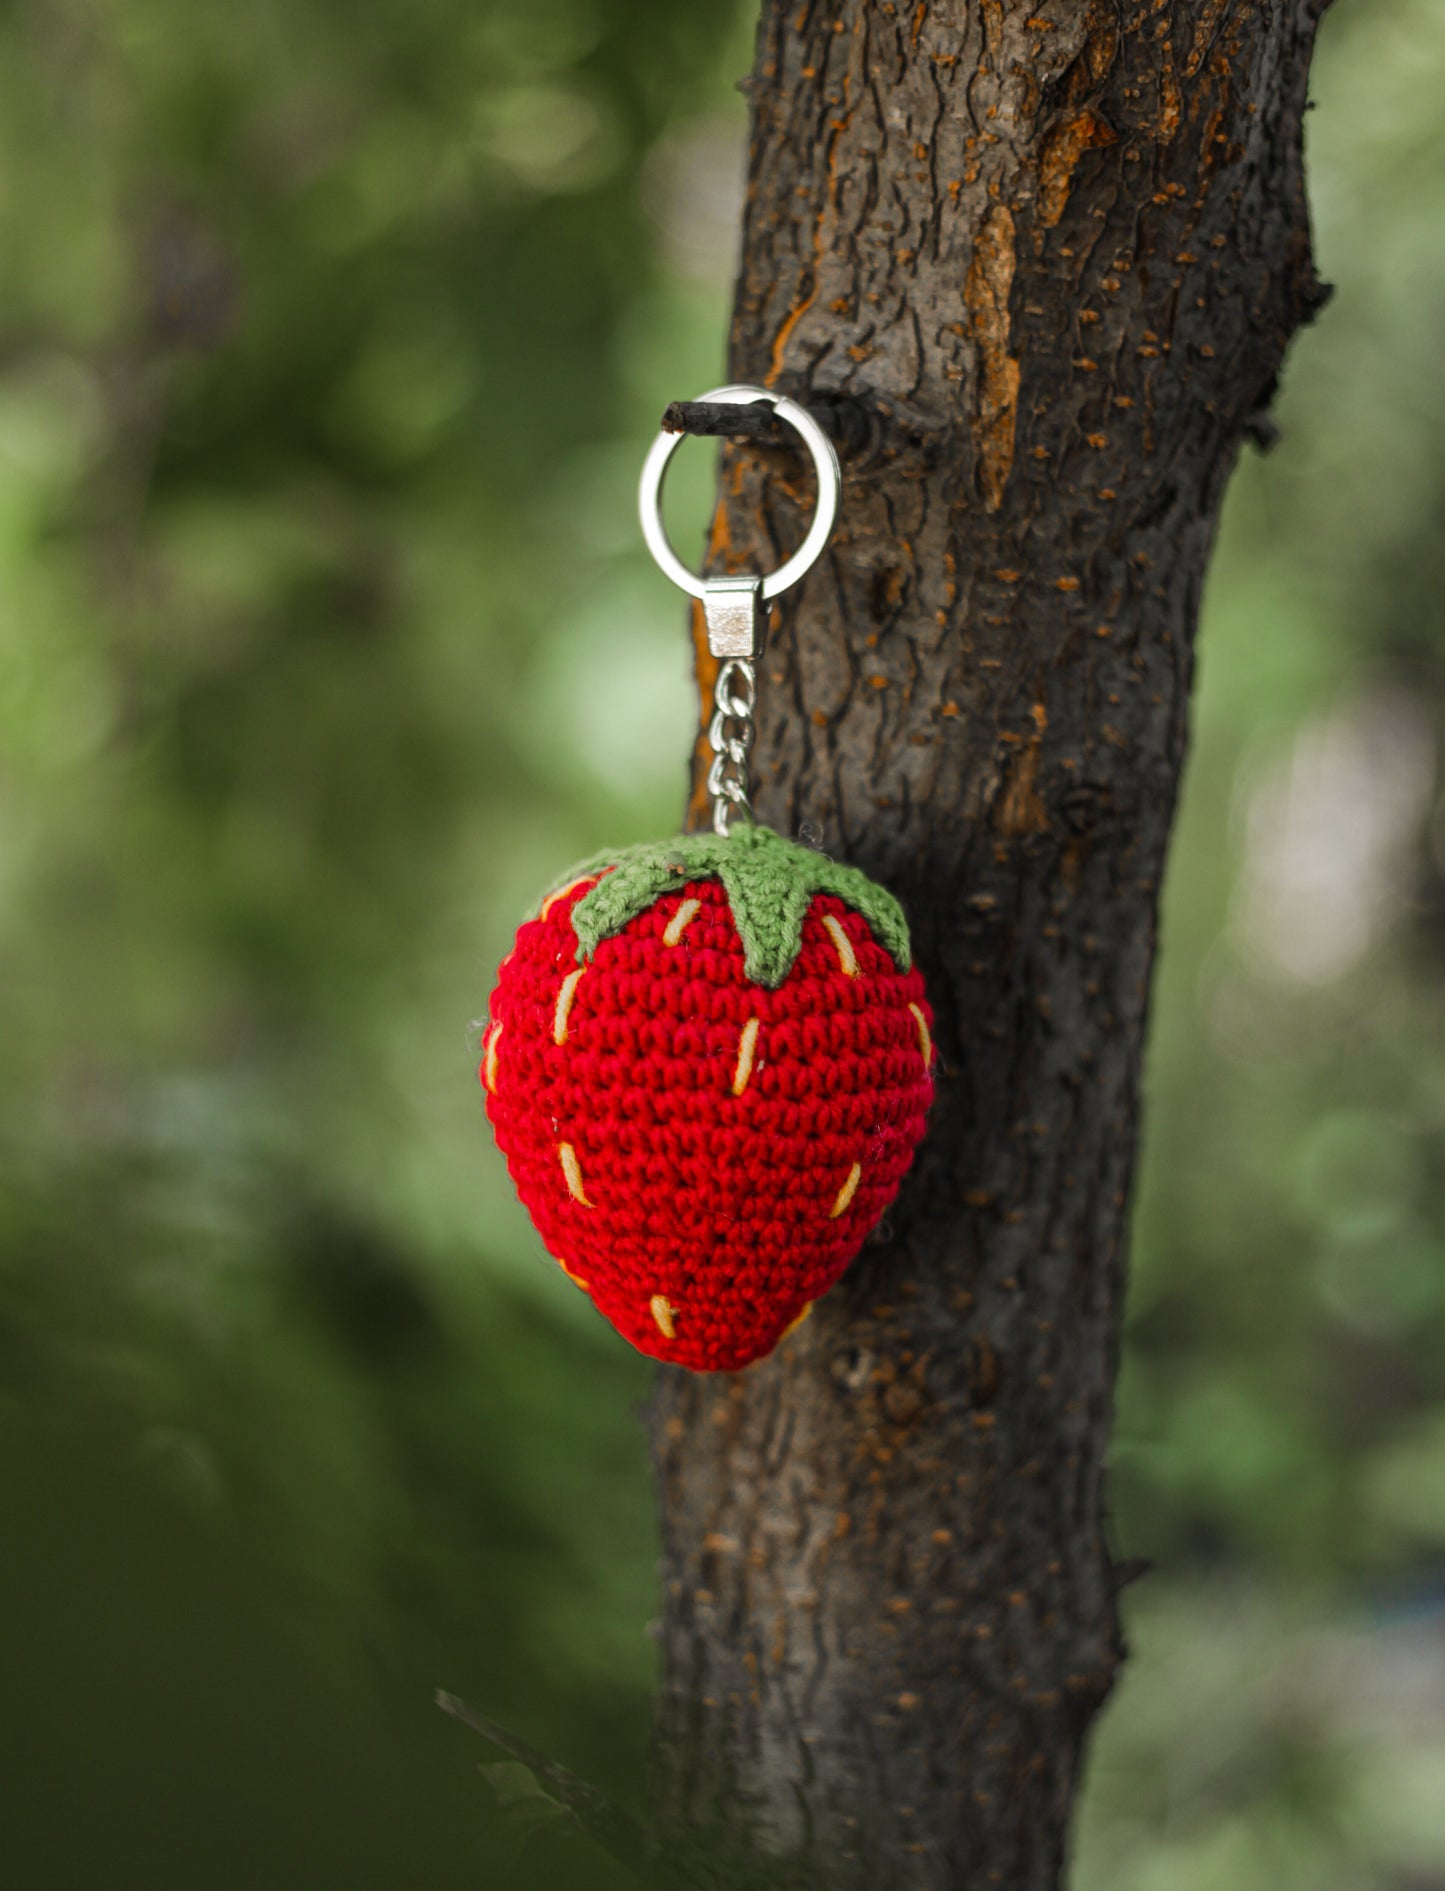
(701, 574, 764, 662)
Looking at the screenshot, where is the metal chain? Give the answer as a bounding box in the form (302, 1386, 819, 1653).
(707, 656, 756, 836)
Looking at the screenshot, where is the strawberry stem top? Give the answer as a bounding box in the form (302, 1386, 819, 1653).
(541, 824, 913, 989)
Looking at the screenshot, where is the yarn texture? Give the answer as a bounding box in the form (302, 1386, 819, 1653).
(480, 826, 934, 1372)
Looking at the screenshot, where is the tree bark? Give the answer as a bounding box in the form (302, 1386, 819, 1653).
(648, 2, 1327, 1887)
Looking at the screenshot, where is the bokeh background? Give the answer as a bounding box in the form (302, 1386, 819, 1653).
(1, 2, 1441, 1886)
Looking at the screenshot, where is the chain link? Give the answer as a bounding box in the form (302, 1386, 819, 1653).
(707, 657, 756, 836)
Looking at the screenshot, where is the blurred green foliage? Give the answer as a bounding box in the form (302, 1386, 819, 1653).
(0, 0, 1440, 1886)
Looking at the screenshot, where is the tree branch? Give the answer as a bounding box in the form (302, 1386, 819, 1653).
(436, 1689, 656, 1885)
(661, 395, 877, 460)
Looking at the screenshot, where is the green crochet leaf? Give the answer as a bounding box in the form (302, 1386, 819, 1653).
(537, 823, 911, 988)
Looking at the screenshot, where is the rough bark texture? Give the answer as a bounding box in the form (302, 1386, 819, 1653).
(648, 2, 1327, 1886)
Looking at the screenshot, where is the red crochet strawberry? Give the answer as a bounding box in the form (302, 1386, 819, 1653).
(479, 824, 933, 1372)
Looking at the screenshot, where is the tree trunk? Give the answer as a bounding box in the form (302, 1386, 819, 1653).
(647, 2, 1328, 1886)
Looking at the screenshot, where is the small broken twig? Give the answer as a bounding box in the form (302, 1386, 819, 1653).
(662, 397, 785, 442)
(436, 1689, 654, 1884)
(661, 395, 874, 459)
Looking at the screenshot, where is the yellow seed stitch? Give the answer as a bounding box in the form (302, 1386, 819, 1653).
(553, 967, 585, 1045)
(822, 913, 859, 977)
(731, 1017, 760, 1096)
(559, 1259, 590, 1291)
(781, 1302, 813, 1340)
(663, 897, 702, 947)
(539, 876, 592, 922)
(829, 1162, 863, 1219)
(482, 1021, 503, 1092)
(558, 1142, 591, 1205)
(909, 1002, 933, 1067)
(650, 1294, 677, 1339)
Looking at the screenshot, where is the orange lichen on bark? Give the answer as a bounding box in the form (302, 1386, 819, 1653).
(1078, 0, 1121, 85)
(766, 59, 855, 388)
(964, 204, 1021, 514)
(995, 701, 1049, 838)
(1037, 111, 1117, 228)
(979, 0, 1005, 63)
(765, 283, 821, 386)
(1186, 0, 1232, 77)
(1158, 45, 1182, 141)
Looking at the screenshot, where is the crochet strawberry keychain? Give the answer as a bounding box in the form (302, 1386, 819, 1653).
(479, 386, 934, 1371)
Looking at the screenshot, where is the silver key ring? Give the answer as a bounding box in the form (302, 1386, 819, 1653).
(637, 383, 841, 602)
